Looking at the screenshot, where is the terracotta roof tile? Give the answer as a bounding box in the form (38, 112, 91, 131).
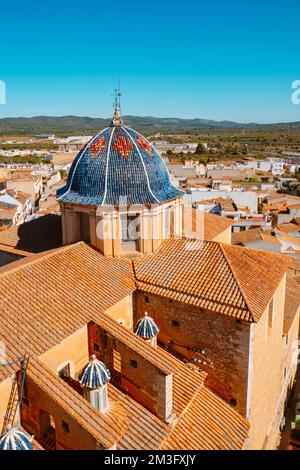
(162, 386, 249, 450)
(232, 228, 265, 245)
(26, 357, 128, 448)
(90, 314, 206, 416)
(0, 240, 251, 450)
(133, 237, 291, 323)
(182, 207, 232, 241)
(0, 242, 135, 382)
(0, 214, 62, 257)
(277, 223, 300, 234)
(232, 228, 281, 247)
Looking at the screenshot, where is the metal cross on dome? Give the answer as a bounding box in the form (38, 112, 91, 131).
(111, 77, 123, 126)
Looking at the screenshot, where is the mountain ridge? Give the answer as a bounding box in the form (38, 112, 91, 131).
(0, 115, 300, 134)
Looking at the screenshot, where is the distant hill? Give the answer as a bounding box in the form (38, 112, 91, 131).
(0, 115, 300, 134)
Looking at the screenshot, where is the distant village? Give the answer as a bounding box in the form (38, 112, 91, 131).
(0, 133, 299, 261)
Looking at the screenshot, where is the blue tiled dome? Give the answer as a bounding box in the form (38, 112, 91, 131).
(0, 427, 33, 450)
(57, 115, 183, 206)
(135, 312, 159, 339)
(79, 355, 111, 389)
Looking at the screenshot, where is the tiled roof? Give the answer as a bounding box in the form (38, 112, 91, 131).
(232, 228, 264, 245)
(232, 228, 281, 247)
(110, 374, 249, 450)
(283, 275, 300, 336)
(26, 357, 128, 449)
(183, 207, 232, 241)
(57, 125, 183, 206)
(1, 304, 249, 450)
(277, 223, 300, 233)
(162, 386, 249, 450)
(0, 214, 62, 257)
(91, 314, 206, 416)
(0, 242, 135, 382)
(0, 239, 251, 450)
(26, 328, 248, 450)
(133, 237, 291, 322)
(108, 383, 169, 450)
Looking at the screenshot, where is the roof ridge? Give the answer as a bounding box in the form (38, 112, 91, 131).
(0, 241, 85, 278)
(135, 276, 249, 314)
(219, 243, 255, 322)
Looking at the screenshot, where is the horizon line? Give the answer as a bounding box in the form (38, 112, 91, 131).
(0, 114, 299, 126)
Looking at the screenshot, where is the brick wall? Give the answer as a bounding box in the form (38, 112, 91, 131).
(21, 375, 101, 450)
(88, 321, 173, 421)
(134, 292, 250, 416)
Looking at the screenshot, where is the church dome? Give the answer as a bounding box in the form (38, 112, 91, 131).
(79, 355, 111, 389)
(0, 427, 33, 450)
(57, 108, 183, 207)
(135, 312, 159, 339)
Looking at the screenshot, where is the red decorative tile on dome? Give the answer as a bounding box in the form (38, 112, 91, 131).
(136, 136, 153, 156)
(113, 136, 133, 159)
(90, 137, 107, 158)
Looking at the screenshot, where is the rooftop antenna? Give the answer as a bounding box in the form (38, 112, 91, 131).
(111, 75, 123, 126)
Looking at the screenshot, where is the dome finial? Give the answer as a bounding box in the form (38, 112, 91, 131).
(111, 77, 123, 126)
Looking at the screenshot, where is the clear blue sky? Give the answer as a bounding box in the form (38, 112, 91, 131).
(1, 0, 300, 123)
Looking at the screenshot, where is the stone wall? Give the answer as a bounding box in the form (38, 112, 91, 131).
(134, 292, 250, 416)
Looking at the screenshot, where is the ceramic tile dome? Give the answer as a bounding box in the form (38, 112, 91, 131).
(79, 355, 111, 389)
(135, 312, 159, 339)
(0, 427, 33, 450)
(57, 108, 183, 207)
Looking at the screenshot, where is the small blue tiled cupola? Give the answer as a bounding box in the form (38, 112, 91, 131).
(135, 312, 159, 346)
(79, 355, 111, 413)
(0, 427, 33, 450)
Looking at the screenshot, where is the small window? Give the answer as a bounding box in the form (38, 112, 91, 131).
(58, 363, 70, 382)
(93, 343, 100, 352)
(171, 320, 180, 328)
(268, 298, 274, 328)
(130, 359, 138, 369)
(144, 296, 149, 303)
(61, 421, 70, 433)
(229, 398, 237, 407)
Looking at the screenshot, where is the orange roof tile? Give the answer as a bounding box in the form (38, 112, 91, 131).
(277, 223, 300, 233)
(232, 228, 281, 247)
(162, 386, 249, 450)
(90, 314, 206, 416)
(0, 214, 62, 257)
(0, 240, 251, 450)
(26, 357, 128, 449)
(133, 237, 291, 323)
(183, 207, 232, 241)
(0, 242, 135, 382)
(232, 228, 264, 245)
